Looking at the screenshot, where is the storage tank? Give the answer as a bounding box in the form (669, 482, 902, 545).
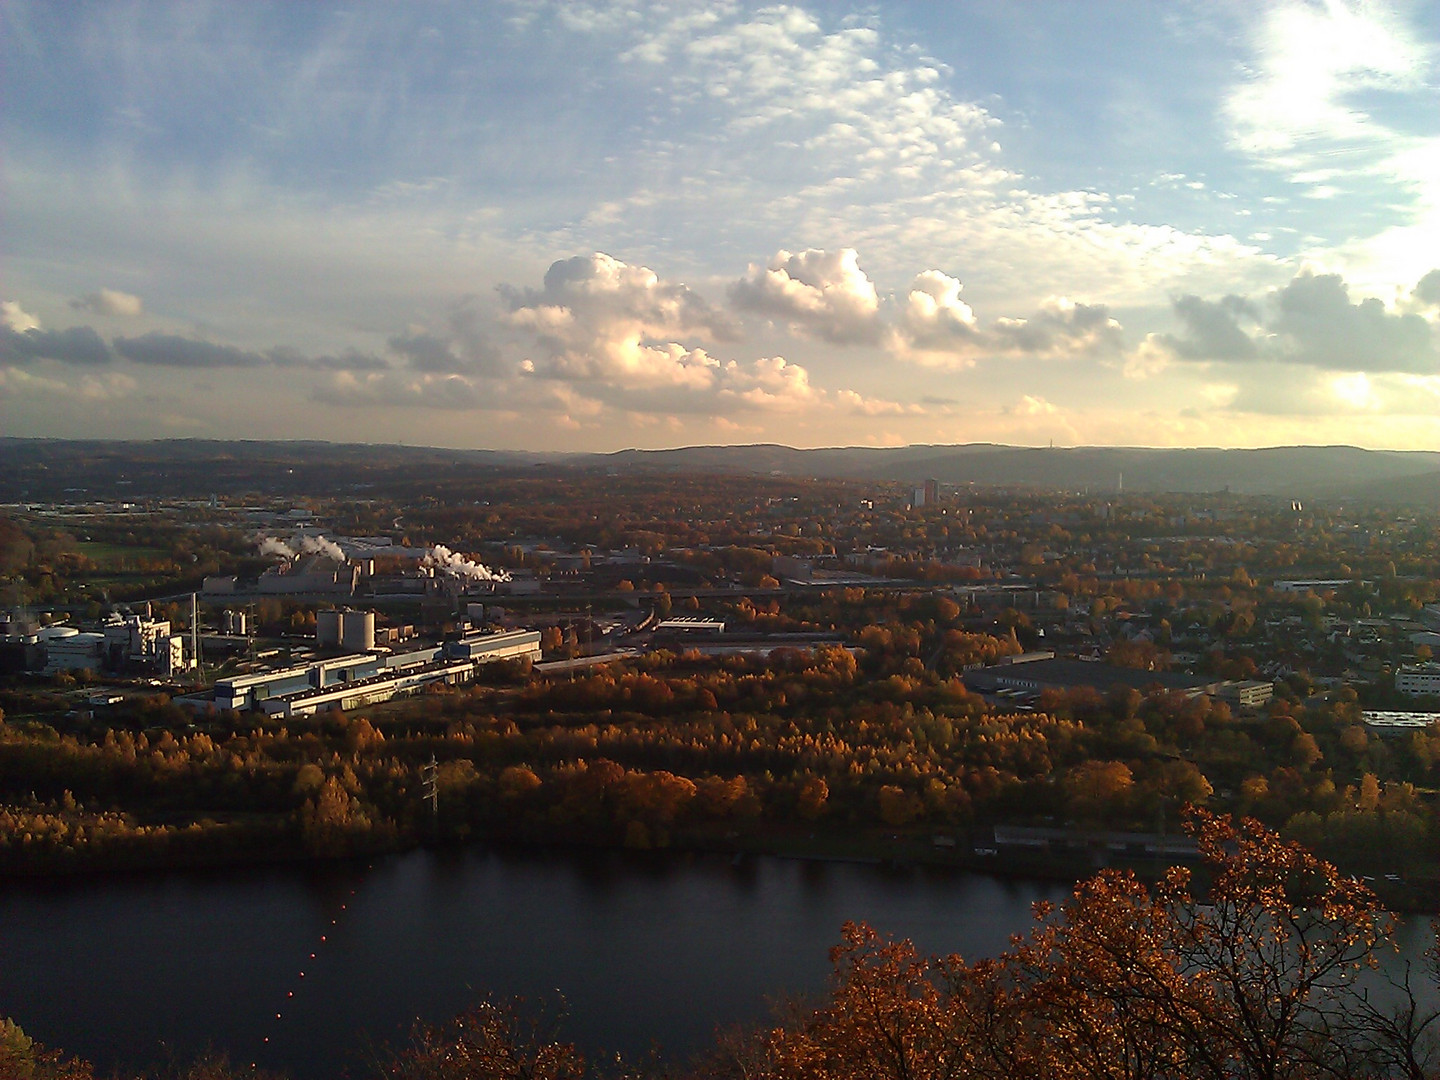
(341, 609, 376, 651)
(316, 609, 343, 647)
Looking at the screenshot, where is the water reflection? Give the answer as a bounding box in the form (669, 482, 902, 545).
(8, 849, 1422, 1080)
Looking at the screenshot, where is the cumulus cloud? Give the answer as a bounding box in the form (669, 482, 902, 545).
(890, 271, 978, 354)
(887, 271, 1125, 367)
(722, 356, 821, 412)
(72, 288, 144, 317)
(1158, 294, 1262, 361)
(835, 389, 926, 417)
(1011, 395, 1060, 417)
(500, 252, 905, 418)
(1270, 271, 1435, 372)
(503, 252, 738, 387)
(729, 248, 880, 344)
(992, 299, 1125, 357)
(1412, 270, 1440, 310)
(1152, 269, 1440, 373)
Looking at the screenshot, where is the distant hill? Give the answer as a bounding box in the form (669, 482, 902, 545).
(2, 438, 1439, 503)
(599, 443, 1440, 499)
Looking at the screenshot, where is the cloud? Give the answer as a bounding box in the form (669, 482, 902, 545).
(267, 347, 390, 372)
(0, 366, 69, 398)
(503, 251, 737, 387)
(1159, 294, 1261, 361)
(991, 299, 1125, 358)
(835, 389, 925, 417)
(78, 371, 138, 401)
(114, 333, 267, 368)
(388, 298, 503, 374)
(498, 251, 921, 419)
(1011, 394, 1059, 417)
(314, 370, 496, 410)
(0, 365, 133, 402)
(729, 248, 881, 344)
(887, 272, 1125, 368)
(71, 288, 144, 317)
(1217, 368, 1440, 418)
(889, 271, 978, 356)
(1413, 270, 1440, 310)
(1152, 269, 1440, 373)
(1270, 270, 1435, 372)
(0, 324, 112, 365)
(722, 356, 821, 412)
(1222, 3, 1440, 295)
(1225, 3, 1425, 165)
(114, 333, 388, 371)
(2, 301, 41, 333)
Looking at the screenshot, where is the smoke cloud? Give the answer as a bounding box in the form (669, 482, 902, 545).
(423, 544, 511, 582)
(296, 534, 347, 562)
(257, 534, 347, 562)
(258, 537, 295, 559)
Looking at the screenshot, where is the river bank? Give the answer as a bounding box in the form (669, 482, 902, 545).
(4, 811, 1437, 913)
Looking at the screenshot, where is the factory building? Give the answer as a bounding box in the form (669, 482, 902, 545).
(40, 627, 106, 674)
(100, 614, 174, 666)
(442, 628, 542, 663)
(28, 615, 187, 676)
(1216, 680, 1275, 710)
(654, 617, 727, 634)
(212, 629, 541, 716)
(259, 658, 478, 718)
(965, 654, 1273, 710)
(256, 557, 359, 596)
(1396, 663, 1440, 697)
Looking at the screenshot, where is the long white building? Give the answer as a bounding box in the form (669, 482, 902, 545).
(211, 629, 541, 717)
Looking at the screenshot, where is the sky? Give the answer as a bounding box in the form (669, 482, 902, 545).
(4, 0, 1440, 453)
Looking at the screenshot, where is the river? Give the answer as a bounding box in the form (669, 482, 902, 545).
(0, 848, 1433, 1078)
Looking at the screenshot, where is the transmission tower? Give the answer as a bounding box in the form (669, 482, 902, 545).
(421, 755, 439, 818)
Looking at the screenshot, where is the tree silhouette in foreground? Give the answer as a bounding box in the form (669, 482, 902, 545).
(699, 809, 1436, 1080)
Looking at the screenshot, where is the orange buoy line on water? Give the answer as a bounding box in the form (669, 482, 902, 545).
(258, 888, 359, 1059)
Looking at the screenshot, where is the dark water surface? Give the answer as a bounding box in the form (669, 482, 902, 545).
(0, 848, 1067, 1077)
(0, 848, 1432, 1078)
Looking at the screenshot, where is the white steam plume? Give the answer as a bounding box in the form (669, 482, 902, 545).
(259, 537, 295, 559)
(423, 544, 511, 582)
(296, 534, 347, 562)
(257, 534, 346, 562)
